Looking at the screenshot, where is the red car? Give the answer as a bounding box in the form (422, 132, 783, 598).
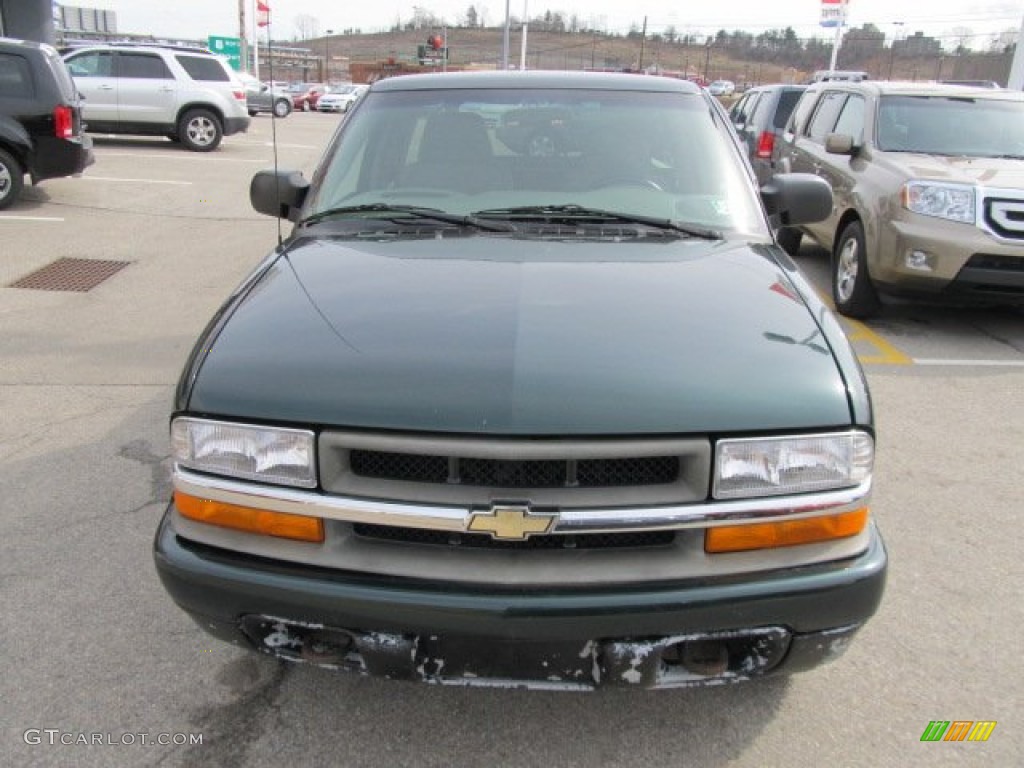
(291, 83, 328, 111)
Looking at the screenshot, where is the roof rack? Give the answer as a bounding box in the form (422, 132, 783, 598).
(62, 40, 213, 54)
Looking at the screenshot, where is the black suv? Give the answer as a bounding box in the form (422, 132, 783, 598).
(729, 84, 806, 185)
(0, 37, 93, 209)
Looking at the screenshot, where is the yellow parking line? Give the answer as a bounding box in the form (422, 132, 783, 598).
(842, 318, 913, 365)
(816, 290, 913, 365)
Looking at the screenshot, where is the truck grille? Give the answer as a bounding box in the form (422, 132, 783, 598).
(353, 523, 675, 550)
(983, 196, 1024, 240)
(348, 450, 680, 488)
(319, 431, 712, 509)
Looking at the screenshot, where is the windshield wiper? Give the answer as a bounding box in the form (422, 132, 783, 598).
(472, 204, 723, 240)
(301, 204, 516, 232)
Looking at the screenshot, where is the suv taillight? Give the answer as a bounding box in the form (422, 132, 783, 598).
(755, 131, 775, 159)
(54, 105, 73, 139)
(233, 90, 246, 101)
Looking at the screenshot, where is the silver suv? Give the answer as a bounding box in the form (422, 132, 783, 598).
(63, 44, 250, 151)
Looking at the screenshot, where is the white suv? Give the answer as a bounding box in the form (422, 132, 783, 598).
(63, 44, 250, 151)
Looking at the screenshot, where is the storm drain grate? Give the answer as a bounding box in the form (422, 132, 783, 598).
(9, 258, 130, 292)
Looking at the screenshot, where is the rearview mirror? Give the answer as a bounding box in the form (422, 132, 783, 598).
(760, 173, 833, 227)
(250, 170, 310, 221)
(825, 133, 856, 155)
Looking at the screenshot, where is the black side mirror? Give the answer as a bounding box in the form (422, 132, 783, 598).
(760, 173, 833, 227)
(250, 170, 310, 221)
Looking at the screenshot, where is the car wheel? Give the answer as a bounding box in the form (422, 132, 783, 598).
(248, 109, 259, 117)
(178, 108, 223, 152)
(775, 227, 802, 256)
(273, 99, 291, 118)
(833, 220, 880, 318)
(0, 148, 25, 210)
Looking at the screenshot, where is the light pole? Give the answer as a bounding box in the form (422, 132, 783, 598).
(887, 21, 904, 79)
(324, 29, 333, 83)
(704, 39, 712, 84)
(502, 0, 511, 69)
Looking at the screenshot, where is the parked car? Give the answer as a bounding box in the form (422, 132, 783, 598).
(316, 83, 367, 113)
(0, 37, 94, 209)
(63, 43, 250, 151)
(707, 80, 735, 96)
(729, 84, 807, 185)
(774, 80, 1024, 317)
(155, 71, 885, 690)
(292, 83, 327, 111)
(237, 72, 292, 117)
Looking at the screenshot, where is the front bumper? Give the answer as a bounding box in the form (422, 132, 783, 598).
(154, 508, 886, 688)
(873, 213, 1024, 301)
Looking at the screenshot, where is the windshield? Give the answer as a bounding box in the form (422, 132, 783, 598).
(877, 95, 1024, 156)
(306, 87, 764, 234)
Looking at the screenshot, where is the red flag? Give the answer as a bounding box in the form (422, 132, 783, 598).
(257, 1, 270, 28)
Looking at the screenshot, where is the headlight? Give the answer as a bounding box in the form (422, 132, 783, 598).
(902, 181, 975, 224)
(713, 431, 873, 499)
(171, 417, 316, 488)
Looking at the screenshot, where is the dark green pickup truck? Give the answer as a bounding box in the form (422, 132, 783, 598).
(154, 71, 885, 689)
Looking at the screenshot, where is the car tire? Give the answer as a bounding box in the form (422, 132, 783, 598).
(273, 99, 291, 118)
(0, 148, 25, 210)
(833, 220, 880, 318)
(775, 227, 802, 256)
(178, 108, 223, 152)
(248, 109, 259, 117)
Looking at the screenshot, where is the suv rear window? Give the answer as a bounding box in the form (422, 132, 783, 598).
(0, 53, 34, 98)
(772, 90, 804, 129)
(176, 55, 230, 82)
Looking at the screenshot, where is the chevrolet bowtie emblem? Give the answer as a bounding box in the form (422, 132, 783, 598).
(467, 505, 557, 541)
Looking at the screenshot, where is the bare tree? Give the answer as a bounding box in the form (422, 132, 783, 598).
(294, 14, 320, 41)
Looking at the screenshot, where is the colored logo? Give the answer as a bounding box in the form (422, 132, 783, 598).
(920, 721, 997, 742)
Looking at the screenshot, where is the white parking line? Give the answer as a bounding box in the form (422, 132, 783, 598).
(96, 152, 266, 163)
(82, 176, 193, 185)
(0, 215, 65, 222)
(913, 358, 1024, 367)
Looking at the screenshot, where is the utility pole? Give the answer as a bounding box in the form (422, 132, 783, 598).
(519, 1, 529, 70)
(502, 0, 510, 69)
(1008, 12, 1024, 89)
(238, 0, 248, 72)
(638, 16, 647, 72)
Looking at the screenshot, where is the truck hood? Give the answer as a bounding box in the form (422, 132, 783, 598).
(187, 234, 852, 434)
(885, 153, 1024, 188)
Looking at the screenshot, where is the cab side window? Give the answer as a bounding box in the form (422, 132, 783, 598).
(806, 91, 847, 143)
(832, 95, 866, 144)
(0, 53, 34, 99)
(65, 51, 114, 78)
(116, 53, 173, 80)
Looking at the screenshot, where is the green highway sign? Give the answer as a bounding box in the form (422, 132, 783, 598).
(208, 35, 242, 70)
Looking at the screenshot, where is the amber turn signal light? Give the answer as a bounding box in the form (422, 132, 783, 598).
(174, 491, 324, 543)
(705, 509, 868, 553)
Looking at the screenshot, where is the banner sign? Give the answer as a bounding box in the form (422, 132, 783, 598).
(821, 0, 848, 28)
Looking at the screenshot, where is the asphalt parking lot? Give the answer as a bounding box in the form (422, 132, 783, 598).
(2, 112, 1021, 767)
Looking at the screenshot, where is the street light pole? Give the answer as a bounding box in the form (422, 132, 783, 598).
(324, 29, 333, 83)
(502, 0, 510, 69)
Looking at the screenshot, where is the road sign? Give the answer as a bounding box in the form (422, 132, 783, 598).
(208, 35, 242, 70)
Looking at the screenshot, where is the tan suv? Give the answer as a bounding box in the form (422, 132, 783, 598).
(775, 81, 1024, 317)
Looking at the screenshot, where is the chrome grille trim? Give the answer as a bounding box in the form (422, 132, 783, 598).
(172, 467, 871, 534)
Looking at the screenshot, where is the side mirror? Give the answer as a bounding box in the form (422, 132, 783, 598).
(760, 173, 833, 227)
(825, 133, 856, 155)
(250, 170, 310, 221)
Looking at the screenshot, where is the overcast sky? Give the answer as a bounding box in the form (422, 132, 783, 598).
(87, 1, 1021, 50)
